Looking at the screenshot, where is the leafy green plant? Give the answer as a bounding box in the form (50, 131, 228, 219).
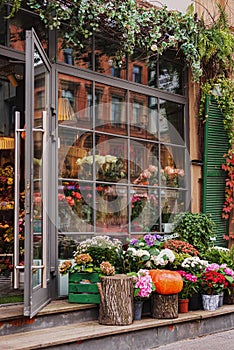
(167, 252, 191, 270)
(173, 212, 216, 253)
(201, 246, 234, 269)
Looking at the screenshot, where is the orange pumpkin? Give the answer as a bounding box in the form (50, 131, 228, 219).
(149, 269, 183, 295)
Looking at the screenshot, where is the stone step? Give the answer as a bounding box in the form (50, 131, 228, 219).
(0, 300, 98, 336)
(0, 305, 234, 350)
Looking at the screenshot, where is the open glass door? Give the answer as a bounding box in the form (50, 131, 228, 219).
(24, 28, 51, 317)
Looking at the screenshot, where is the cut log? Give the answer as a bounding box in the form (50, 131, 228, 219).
(151, 293, 178, 319)
(98, 274, 133, 325)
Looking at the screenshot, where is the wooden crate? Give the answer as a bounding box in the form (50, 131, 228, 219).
(68, 272, 100, 304)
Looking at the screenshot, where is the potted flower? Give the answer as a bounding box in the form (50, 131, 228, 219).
(204, 263, 234, 306)
(128, 269, 155, 320)
(199, 270, 228, 311)
(123, 234, 162, 272)
(58, 235, 121, 303)
(176, 270, 198, 313)
(164, 239, 199, 256)
(123, 234, 175, 272)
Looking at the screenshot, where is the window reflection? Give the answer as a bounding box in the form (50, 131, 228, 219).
(58, 75, 93, 128)
(57, 76, 188, 237)
(148, 53, 184, 95)
(96, 183, 128, 233)
(7, 9, 48, 52)
(161, 145, 185, 189)
(159, 99, 184, 142)
(95, 84, 127, 135)
(130, 187, 159, 233)
(58, 180, 94, 232)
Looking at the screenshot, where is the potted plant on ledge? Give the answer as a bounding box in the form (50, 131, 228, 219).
(176, 270, 198, 313)
(128, 269, 155, 320)
(199, 270, 228, 311)
(58, 235, 122, 303)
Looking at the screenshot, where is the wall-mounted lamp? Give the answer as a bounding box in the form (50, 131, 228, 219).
(7, 73, 18, 87)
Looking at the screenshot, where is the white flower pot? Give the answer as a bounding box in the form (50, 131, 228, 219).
(202, 294, 219, 311)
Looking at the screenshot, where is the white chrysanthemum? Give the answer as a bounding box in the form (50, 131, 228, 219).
(181, 256, 209, 269)
(95, 155, 106, 165)
(159, 248, 175, 262)
(83, 155, 93, 164)
(127, 247, 137, 255)
(105, 155, 117, 163)
(135, 249, 150, 258)
(213, 246, 229, 251)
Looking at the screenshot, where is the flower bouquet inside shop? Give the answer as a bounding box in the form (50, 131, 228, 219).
(58, 229, 234, 325)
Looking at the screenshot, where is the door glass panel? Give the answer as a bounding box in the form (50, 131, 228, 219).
(33, 130, 43, 288)
(0, 63, 25, 303)
(32, 49, 47, 288)
(24, 29, 51, 317)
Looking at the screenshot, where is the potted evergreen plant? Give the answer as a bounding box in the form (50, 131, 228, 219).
(172, 212, 216, 254)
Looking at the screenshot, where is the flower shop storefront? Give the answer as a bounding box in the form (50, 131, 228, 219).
(0, 3, 192, 317)
(1, 21, 190, 314)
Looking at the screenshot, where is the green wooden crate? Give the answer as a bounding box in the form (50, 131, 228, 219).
(68, 272, 100, 304)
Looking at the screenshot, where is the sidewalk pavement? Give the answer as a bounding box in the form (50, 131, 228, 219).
(150, 328, 234, 350)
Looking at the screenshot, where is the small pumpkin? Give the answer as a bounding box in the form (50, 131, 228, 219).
(149, 269, 183, 295)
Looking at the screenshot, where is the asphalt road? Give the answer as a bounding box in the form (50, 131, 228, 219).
(150, 329, 234, 350)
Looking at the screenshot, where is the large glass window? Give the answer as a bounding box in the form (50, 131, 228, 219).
(58, 88, 188, 243)
(57, 39, 189, 247)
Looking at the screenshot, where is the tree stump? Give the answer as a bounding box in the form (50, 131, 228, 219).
(151, 293, 178, 319)
(98, 274, 133, 325)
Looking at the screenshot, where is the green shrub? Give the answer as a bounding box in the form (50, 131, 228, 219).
(173, 212, 216, 253)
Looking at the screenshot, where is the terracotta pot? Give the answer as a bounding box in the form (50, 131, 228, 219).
(178, 298, 189, 313)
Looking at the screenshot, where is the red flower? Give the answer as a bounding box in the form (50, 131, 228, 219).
(200, 271, 228, 295)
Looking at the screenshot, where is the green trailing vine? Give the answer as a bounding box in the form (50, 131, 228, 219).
(2, 0, 202, 79)
(200, 76, 234, 220)
(198, 8, 234, 220)
(2, 1, 234, 220)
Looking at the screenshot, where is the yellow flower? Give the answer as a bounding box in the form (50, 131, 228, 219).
(7, 178, 13, 185)
(74, 253, 93, 265)
(58, 260, 72, 274)
(100, 261, 115, 275)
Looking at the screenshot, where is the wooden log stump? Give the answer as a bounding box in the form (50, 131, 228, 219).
(98, 274, 133, 325)
(151, 293, 178, 319)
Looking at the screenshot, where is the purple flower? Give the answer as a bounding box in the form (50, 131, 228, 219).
(144, 234, 156, 246)
(129, 238, 138, 245)
(154, 234, 162, 240)
(206, 263, 220, 271)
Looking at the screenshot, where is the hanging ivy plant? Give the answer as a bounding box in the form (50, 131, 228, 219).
(197, 7, 234, 220)
(2, 0, 202, 79)
(200, 77, 234, 220)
